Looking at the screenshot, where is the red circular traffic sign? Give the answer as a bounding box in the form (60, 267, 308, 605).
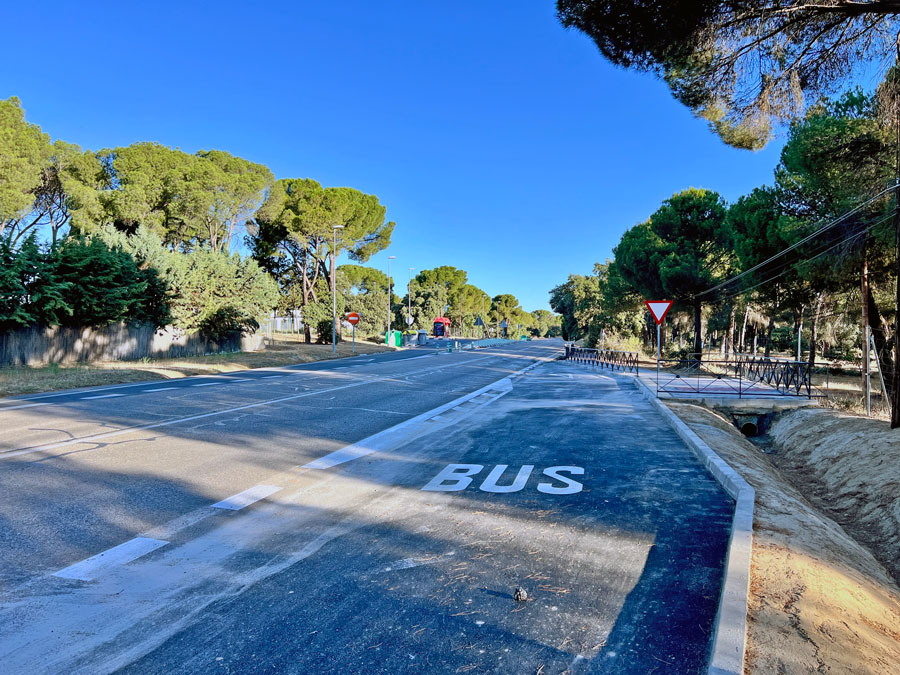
(347, 312, 360, 326)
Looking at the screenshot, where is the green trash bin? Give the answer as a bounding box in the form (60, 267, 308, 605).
(385, 330, 402, 347)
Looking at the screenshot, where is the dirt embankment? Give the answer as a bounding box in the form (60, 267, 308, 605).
(768, 408, 900, 585)
(666, 402, 900, 675)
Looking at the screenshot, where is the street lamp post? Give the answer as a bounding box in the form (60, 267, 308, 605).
(332, 225, 344, 353)
(408, 267, 414, 328)
(387, 255, 396, 343)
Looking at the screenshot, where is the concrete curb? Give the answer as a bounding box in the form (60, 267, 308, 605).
(633, 375, 754, 675)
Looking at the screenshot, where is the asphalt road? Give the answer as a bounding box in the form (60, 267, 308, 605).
(0, 339, 734, 673)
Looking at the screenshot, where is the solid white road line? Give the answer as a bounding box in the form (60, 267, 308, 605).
(52, 537, 168, 581)
(192, 382, 223, 387)
(81, 393, 125, 400)
(210, 485, 282, 511)
(143, 387, 178, 392)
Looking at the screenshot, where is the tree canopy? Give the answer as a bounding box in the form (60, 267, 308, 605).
(558, 1, 900, 148)
(615, 188, 731, 356)
(99, 143, 273, 252)
(250, 178, 394, 341)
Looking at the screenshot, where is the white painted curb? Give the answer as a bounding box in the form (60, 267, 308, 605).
(634, 375, 754, 675)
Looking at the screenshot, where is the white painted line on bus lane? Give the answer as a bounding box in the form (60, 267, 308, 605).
(50, 484, 284, 582)
(211, 485, 282, 511)
(303, 377, 515, 470)
(81, 393, 125, 400)
(0, 353, 507, 460)
(53, 537, 169, 581)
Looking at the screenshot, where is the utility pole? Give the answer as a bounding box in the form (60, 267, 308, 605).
(387, 255, 396, 344)
(893, 181, 900, 427)
(331, 225, 343, 353)
(408, 267, 414, 328)
(893, 37, 900, 428)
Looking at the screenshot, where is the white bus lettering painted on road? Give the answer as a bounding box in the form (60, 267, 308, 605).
(422, 464, 584, 495)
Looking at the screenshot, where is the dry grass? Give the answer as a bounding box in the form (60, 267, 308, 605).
(812, 372, 891, 420)
(0, 333, 393, 397)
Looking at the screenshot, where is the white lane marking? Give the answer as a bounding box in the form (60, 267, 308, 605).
(0, 351, 424, 402)
(230, 378, 253, 382)
(52, 537, 168, 581)
(384, 551, 455, 572)
(0, 402, 52, 411)
(1, 381, 376, 459)
(192, 382, 223, 387)
(144, 387, 178, 392)
(210, 485, 281, 511)
(261, 375, 283, 379)
(303, 377, 515, 470)
(0, 352, 513, 460)
(81, 393, 124, 400)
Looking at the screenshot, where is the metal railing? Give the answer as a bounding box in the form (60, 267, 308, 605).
(564, 345, 640, 373)
(655, 353, 816, 398)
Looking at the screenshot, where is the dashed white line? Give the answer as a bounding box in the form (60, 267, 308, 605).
(211, 485, 282, 511)
(144, 387, 178, 392)
(52, 537, 168, 581)
(193, 382, 223, 387)
(0, 353, 502, 460)
(81, 393, 124, 400)
(303, 377, 515, 470)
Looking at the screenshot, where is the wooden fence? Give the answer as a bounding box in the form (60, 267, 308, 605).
(0, 323, 264, 367)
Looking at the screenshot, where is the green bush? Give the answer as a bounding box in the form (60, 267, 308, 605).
(0, 233, 169, 331)
(0, 227, 277, 337)
(99, 226, 277, 339)
(315, 318, 340, 344)
(54, 236, 171, 327)
(199, 307, 259, 342)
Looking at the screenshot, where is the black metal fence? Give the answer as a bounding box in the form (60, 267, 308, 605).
(655, 353, 816, 398)
(564, 345, 640, 373)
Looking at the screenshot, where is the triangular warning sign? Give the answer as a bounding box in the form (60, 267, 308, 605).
(645, 300, 673, 325)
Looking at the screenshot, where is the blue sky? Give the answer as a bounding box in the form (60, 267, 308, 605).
(3, 1, 787, 311)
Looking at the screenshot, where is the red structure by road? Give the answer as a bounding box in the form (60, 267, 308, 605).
(432, 317, 451, 338)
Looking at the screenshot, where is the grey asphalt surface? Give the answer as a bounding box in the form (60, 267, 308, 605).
(0, 340, 734, 673)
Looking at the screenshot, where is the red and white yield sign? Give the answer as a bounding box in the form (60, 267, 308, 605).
(645, 300, 673, 325)
(346, 312, 360, 326)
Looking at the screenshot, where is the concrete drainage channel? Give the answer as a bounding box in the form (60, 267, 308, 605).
(731, 412, 775, 438)
(633, 376, 754, 675)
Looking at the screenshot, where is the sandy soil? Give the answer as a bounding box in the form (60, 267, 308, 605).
(768, 408, 900, 585)
(666, 401, 900, 674)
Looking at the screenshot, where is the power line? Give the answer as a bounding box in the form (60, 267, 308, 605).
(710, 211, 894, 304)
(698, 184, 897, 299)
